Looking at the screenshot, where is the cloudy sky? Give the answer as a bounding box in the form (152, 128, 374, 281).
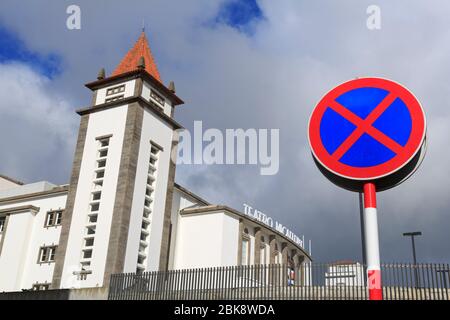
(0, 0, 449, 263)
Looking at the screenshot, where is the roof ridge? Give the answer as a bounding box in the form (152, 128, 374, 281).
(0, 174, 24, 186)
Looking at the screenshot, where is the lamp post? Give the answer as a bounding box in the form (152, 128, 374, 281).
(403, 231, 422, 288)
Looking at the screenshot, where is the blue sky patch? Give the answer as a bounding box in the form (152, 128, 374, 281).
(0, 24, 62, 78)
(214, 0, 264, 34)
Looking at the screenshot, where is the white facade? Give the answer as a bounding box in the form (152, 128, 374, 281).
(0, 183, 67, 291)
(0, 179, 311, 293)
(0, 32, 311, 293)
(60, 105, 129, 289)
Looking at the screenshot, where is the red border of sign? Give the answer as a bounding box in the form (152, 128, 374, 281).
(308, 78, 426, 180)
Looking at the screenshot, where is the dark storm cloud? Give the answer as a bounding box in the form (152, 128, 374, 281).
(0, 0, 449, 263)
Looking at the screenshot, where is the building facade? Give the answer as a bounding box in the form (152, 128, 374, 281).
(0, 32, 311, 293)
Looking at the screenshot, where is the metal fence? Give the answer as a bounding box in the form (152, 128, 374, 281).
(108, 263, 450, 300)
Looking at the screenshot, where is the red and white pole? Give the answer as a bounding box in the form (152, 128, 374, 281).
(363, 183, 382, 300)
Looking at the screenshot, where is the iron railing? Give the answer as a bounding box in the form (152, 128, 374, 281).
(108, 263, 450, 300)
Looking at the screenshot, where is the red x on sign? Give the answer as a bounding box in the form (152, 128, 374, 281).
(308, 78, 426, 180)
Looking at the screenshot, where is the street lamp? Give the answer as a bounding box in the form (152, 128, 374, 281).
(403, 231, 422, 288)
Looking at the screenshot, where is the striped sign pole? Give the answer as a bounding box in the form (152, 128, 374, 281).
(363, 183, 382, 300)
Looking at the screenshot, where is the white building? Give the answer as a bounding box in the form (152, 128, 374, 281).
(0, 31, 311, 293)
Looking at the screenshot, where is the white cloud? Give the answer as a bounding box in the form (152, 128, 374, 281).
(0, 62, 77, 183)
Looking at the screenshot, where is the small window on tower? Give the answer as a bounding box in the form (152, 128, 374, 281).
(97, 159, 106, 168)
(84, 238, 94, 247)
(106, 85, 125, 96)
(105, 95, 124, 103)
(0, 217, 5, 233)
(95, 170, 105, 180)
(99, 138, 110, 148)
(99, 149, 108, 158)
(150, 146, 159, 155)
(93, 180, 103, 188)
(82, 249, 93, 259)
(86, 226, 96, 235)
(92, 191, 101, 201)
(150, 90, 165, 107)
(90, 203, 100, 212)
(88, 214, 98, 224)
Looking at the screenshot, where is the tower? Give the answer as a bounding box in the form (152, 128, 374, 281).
(51, 31, 184, 289)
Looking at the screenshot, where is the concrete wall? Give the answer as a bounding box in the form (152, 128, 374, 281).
(173, 210, 240, 269)
(167, 189, 204, 269)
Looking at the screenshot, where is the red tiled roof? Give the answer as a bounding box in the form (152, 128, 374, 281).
(111, 31, 161, 82)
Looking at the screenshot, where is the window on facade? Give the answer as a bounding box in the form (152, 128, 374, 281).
(141, 220, 150, 230)
(99, 149, 108, 158)
(32, 284, 50, 291)
(140, 233, 148, 241)
(95, 170, 105, 179)
(84, 238, 94, 247)
(99, 138, 110, 148)
(45, 210, 63, 227)
(137, 255, 146, 265)
(88, 214, 98, 224)
(86, 226, 96, 235)
(241, 238, 250, 266)
(143, 208, 151, 219)
(105, 95, 124, 103)
(92, 191, 101, 201)
(106, 85, 125, 96)
(0, 217, 5, 233)
(93, 181, 103, 189)
(38, 246, 57, 263)
(82, 249, 93, 259)
(97, 159, 107, 168)
(90, 203, 100, 212)
(150, 90, 165, 106)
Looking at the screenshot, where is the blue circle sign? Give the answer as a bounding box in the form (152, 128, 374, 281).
(308, 78, 426, 191)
